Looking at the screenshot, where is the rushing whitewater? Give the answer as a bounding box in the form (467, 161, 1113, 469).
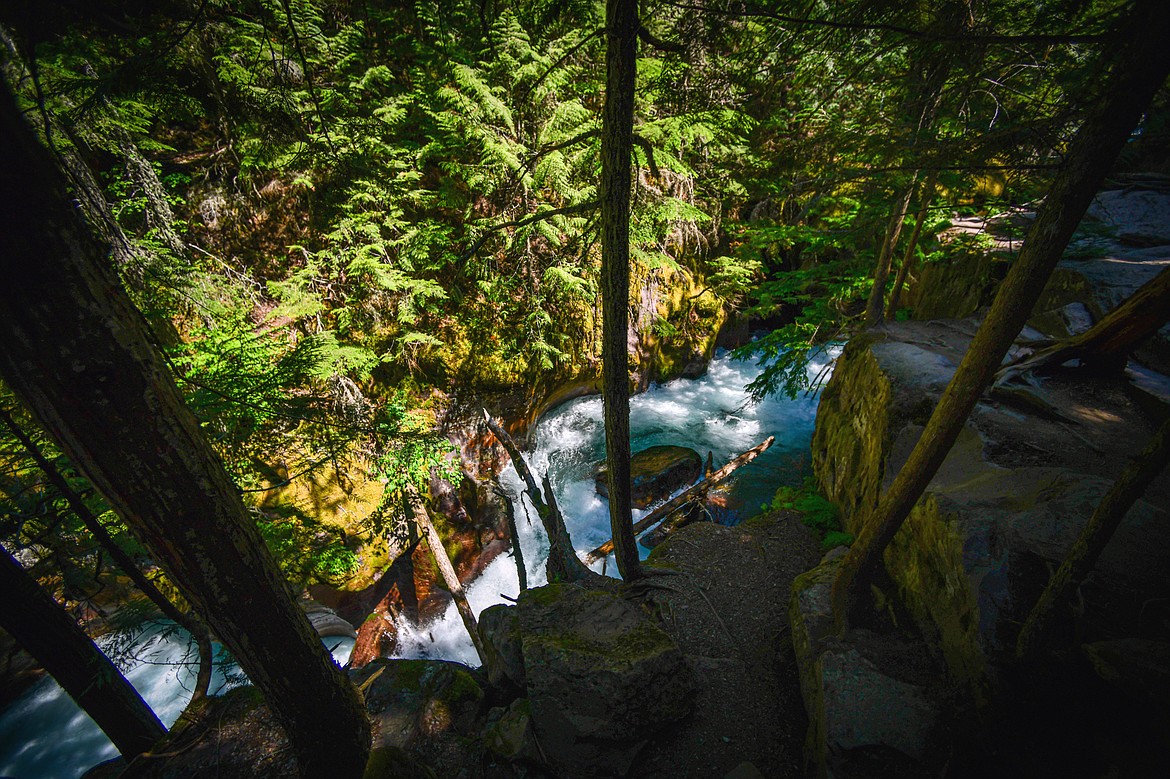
(392, 348, 836, 665)
(0, 625, 354, 779)
(0, 347, 833, 778)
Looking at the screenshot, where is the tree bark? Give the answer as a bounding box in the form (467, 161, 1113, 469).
(0, 406, 214, 711)
(1015, 415, 1170, 663)
(0, 546, 167, 759)
(997, 264, 1170, 383)
(405, 485, 485, 664)
(497, 484, 528, 591)
(863, 176, 918, 328)
(886, 169, 939, 320)
(599, 0, 642, 581)
(831, 0, 1170, 633)
(0, 81, 370, 778)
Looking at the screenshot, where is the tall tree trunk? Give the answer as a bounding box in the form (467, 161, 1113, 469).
(886, 169, 939, 320)
(0, 405, 214, 712)
(863, 176, 918, 328)
(599, 0, 642, 581)
(0, 81, 370, 778)
(831, 0, 1170, 633)
(865, 0, 971, 329)
(0, 546, 167, 759)
(1016, 415, 1170, 663)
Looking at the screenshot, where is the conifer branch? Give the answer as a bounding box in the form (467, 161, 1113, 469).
(462, 201, 598, 261)
(637, 25, 685, 53)
(662, 2, 1117, 45)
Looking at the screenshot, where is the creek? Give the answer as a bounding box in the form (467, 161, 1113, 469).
(0, 625, 354, 779)
(0, 348, 833, 778)
(391, 347, 837, 665)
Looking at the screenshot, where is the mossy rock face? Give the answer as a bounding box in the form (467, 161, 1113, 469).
(483, 698, 540, 762)
(477, 603, 524, 692)
(595, 444, 702, 508)
(516, 583, 695, 778)
(790, 550, 950, 779)
(904, 249, 1001, 321)
(350, 659, 485, 749)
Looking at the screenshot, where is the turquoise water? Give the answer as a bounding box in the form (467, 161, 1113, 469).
(0, 623, 353, 779)
(0, 347, 834, 777)
(390, 347, 835, 664)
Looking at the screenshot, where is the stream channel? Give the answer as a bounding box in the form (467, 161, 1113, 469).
(0, 347, 835, 778)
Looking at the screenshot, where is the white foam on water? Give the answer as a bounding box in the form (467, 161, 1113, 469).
(0, 622, 354, 779)
(391, 347, 838, 665)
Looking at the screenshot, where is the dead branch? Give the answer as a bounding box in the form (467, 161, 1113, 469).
(584, 437, 774, 564)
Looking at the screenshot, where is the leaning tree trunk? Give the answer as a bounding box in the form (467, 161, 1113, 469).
(1016, 415, 1170, 663)
(0, 406, 214, 712)
(0, 81, 370, 778)
(0, 546, 167, 759)
(599, 0, 642, 581)
(405, 484, 485, 664)
(831, 0, 1170, 633)
(483, 411, 595, 583)
(886, 169, 939, 320)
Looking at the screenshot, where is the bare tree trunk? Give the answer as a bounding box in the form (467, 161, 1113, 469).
(864, 176, 918, 328)
(483, 411, 594, 583)
(1016, 415, 1170, 662)
(0, 405, 214, 711)
(600, 0, 642, 581)
(997, 265, 1170, 383)
(886, 169, 939, 320)
(0, 81, 370, 778)
(0, 546, 167, 759)
(831, 0, 1170, 633)
(405, 485, 484, 664)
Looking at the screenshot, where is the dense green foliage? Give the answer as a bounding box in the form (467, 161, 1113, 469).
(1, 0, 1159, 610)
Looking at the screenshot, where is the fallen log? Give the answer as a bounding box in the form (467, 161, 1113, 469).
(996, 264, 1170, 385)
(583, 436, 774, 564)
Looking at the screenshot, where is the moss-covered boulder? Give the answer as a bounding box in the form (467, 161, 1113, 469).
(477, 602, 524, 693)
(790, 551, 951, 779)
(514, 583, 695, 778)
(350, 659, 485, 750)
(595, 444, 703, 508)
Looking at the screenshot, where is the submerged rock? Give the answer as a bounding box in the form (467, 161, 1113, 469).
(595, 444, 703, 508)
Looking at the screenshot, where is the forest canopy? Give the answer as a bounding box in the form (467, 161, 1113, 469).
(0, 0, 1161, 628)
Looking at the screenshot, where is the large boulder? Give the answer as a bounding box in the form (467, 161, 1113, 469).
(595, 444, 702, 508)
(349, 659, 485, 750)
(790, 551, 950, 779)
(480, 583, 695, 777)
(811, 320, 1170, 704)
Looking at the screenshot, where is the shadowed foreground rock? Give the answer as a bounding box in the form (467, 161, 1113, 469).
(481, 582, 695, 777)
